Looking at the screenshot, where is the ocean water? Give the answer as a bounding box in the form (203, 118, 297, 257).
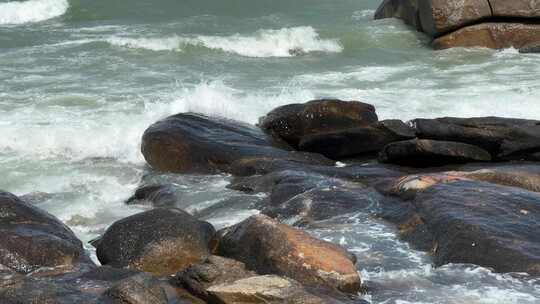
(1, 0, 540, 302)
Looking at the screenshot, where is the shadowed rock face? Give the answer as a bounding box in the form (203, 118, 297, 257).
(412, 117, 540, 159)
(298, 120, 416, 159)
(216, 215, 361, 294)
(380, 175, 540, 275)
(0, 191, 93, 274)
(375, 0, 540, 50)
(96, 208, 215, 276)
(141, 113, 332, 174)
(102, 273, 168, 304)
(378, 139, 492, 167)
(259, 99, 378, 148)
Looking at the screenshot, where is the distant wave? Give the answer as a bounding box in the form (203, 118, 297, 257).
(0, 0, 69, 25)
(107, 26, 343, 57)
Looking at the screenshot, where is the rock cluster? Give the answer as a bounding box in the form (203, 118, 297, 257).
(374, 0, 540, 51)
(3, 98, 540, 303)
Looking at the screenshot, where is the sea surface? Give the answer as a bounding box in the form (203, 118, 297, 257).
(1, 0, 540, 303)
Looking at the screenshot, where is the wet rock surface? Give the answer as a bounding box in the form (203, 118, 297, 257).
(0, 191, 93, 274)
(259, 99, 378, 148)
(141, 112, 332, 174)
(380, 173, 540, 274)
(102, 273, 168, 304)
(378, 139, 492, 167)
(298, 120, 416, 159)
(216, 214, 362, 293)
(96, 208, 216, 276)
(375, 0, 540, 50)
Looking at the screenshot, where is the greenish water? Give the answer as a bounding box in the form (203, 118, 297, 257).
(1, 0, 540, 303)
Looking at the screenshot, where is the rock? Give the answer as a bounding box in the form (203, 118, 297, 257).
(433, 22, 540, 50)
(381, 178, 540, 275)
(102, 273, 168, 304)
(206, 275, 340, 304)
(413, 117, 540, 159)
(96, 208, 215, 276)
(374, 0, 423, 31)
(253, 170, 383, 225)
(378, 139, 492, 167)
(375, 0, 540, 50)
(519, 42, 540, 53)
(125, 184, 179, 207)
(419, 0, 492, 36)
(298, 120, 416, 159)
(259, 99, 378, 148)
(0, 191, 93, 274)
(171, 255, 256, 302)
(141, 112, 332, 174)
(216, 215, 361, 293)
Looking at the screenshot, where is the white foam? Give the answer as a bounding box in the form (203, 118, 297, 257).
(106, 26, 343, 57)
(0, 0, 68, 25)
(107, 36, 184, 52)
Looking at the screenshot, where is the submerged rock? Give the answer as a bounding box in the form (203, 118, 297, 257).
(381, 175, 540, 275)
(259, 99, 378, 148)
(96, 208, 215, 276)
(141, 113, 332, 174)
(0, 191, 93, 274)
(216, 214, 361, 293)
(125, 184, 180, 207)
(378, 139, 491, 167)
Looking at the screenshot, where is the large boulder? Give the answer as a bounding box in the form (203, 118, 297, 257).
(259, 99, 378, 148)
(413, 117, 540, 159)
(216, 215, 361, 293)
(433, 22, 540, 50)
(96, 208, 215, 276)
(141, 113, 332, 174)
(0, 191, 93, 274)
(374, 0, 540, 50)
(298, 119, 416, 159)
(378, 139, 491, 167)
(380, 174, 540, 275)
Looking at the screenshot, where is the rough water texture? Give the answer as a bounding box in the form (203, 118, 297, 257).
(1, 0, 540, 303)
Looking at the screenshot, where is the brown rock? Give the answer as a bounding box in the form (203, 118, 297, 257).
(96, 208, 215, 276)
(489, 0, 540, 18)
(0, 191, 93, 274)
(433, 22, 540, 50)
(259, 99, 378, 148)
(103, 273, 168, 304)
(206, 275, 331, 304)
(141, 113, 331, 174)
(418, 0, 492, 36)
(216, 215, 361, 293)
(171, 255, 256, 302)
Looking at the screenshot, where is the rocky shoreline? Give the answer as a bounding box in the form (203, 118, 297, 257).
(375, 0, 540, 51)
(2, 99, 540, 303)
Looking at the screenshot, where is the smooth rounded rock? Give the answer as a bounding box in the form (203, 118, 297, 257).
(216, 214, 361, 293)
(96, 208, 215, 276)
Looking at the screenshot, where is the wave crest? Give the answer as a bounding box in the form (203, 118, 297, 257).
(0, 0, 69, 25)
(107, 26, 343, 57)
